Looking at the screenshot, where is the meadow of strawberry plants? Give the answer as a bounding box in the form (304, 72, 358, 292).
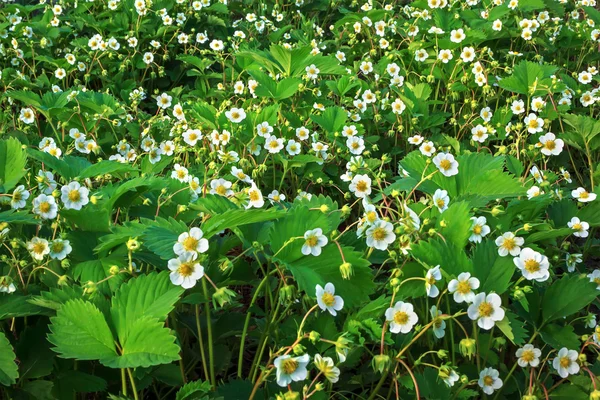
(1, 0, 600, 399)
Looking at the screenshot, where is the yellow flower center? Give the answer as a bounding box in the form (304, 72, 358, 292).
(356, 180, 368, 192)
(524, 259, 540, 273)
(473, 225, 482, 235)
(322, 292, 335, 307)
(436, 199, 445, 208)
(39, 202, 51, 213)
(394, 311, 408, 325)
(366, 211, 377, 223)
(281, 358, 299, 374)
(182, 236, 198, 251)
(521, 349, 535, 362)
(439, 159, 451, 170)
(559, 356, 571, 369)
(51, 242, 64, 253)
(572, 223, 582, 231)
(478, 301, 493, 317)
(371, 227, 387, 241)
(178, 262, 195, 277)
(216, 185, 227, 195)
(68, 189, 81, 202)
(544, 140, 556, 150)
(249, 190, 260, 202)
(305, 235, 318, 247)
(457, 281, 471, 294)
(483, 376, 494, 386)
(580, 191, 589, 199)
(33, 242, 46, 254)
(502, 237, 515, 250)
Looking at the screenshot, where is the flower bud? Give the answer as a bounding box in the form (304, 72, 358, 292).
(340, 262, 353, 280)
(309, 331, 321, 344)
(292, 344, 305, 355)
(459, 338, 477, 359)
(372, 354, 391, 374)
(126, 238, 141, 251)
(491, 205, 505, 217)
(109, 265, 120, 275)
(590, 390, 600, 400)
(212, 287, 237, 308)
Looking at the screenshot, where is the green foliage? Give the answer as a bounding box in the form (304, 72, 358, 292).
(0, 332, 19, 386)
(0, 138, 28, 193)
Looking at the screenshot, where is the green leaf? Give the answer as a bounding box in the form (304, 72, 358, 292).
(142, 217, 187, 260)
(101, 316, 180, 369)
(0, 210, 40, 225)
(471, 240, 514, 295)
(436, 201, 472, 249)
(411, 238, 473, 277)
(0, 138, 27, 192)
(0, 332, 18, 386)
(0, 294, 45, 320)
(498, 60, 558, 95)
(176, 380, 212, 400)
(110, 272, 183, 343)
(202, 208, 286, 239)
(310, 106, 347, 134)
(284, 244, 375, 308)
(548, 383, 589, 399)
(540, 324, 580, 350)
(542, 275, 598, 323)
(562, 113, 600, 151)
(48, 299, 117, 361)
(77, 160, 136, 180)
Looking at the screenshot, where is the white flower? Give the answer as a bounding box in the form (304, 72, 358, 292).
(225, 107, 246, 123)
(168, 251, 204, 289)
(209, 39, 224, 51)
(27, 237, 50, 261)
(552, 348, 580, 378)
(273, 354, 310, 387)
(527, 186, 542, 199)
(419, 141, 436, 156)
(305, 64, 320, 80)
(385, 301, 418, 334)
(433, 153, 459, 177)
(450, 28, 466, 43)
(433, 189, 449, 212)
(0, 281, 16, 294)
(265, 136, 284, 153)
(524, 113, 544, 133)
(246, 184, 264, 209)
(346, 136, 365, 155)
(302, 228, 328, 256)
(566, 253, 583, 272)
(156, 93, 172, 109)
(349, 174, 372, 198)
(425, 265, 442, 298)
(183, 129, 202, 146)
(469, 216, 490, 243)
(313, 354, 340, 383)
(11, 185, 29, 209)
(33, 194, 58, 220)
(430, 305, 446, 338)
(478, 367, 503, 395)
(366, 220, 396, 250)
(516, 344, 541, 368)
(173, 227, 209, 256)
(267, 190, 285, 203)
(49, 239, 72, 260)
(450, 272, 481, 306)
(468, 292, 505, 330)
(539, 132, 564, 156)
(172, 164, 191, 183)
(572, 187, 596, 202)
(19, 107, 35, 124)
(60, 181, 90, 210)
(210, 178, 233, 196)
(530, 166, 544, 183)
(471, 124, 488, 143)
(588, 269, 600, 290)
(231, 166, 252, 184)
(391, 98, 406, 114)
(438, 49, 453, 63)
(256, 121, 273, 138)
(316, 283, 344, 316)
(441, 367, 460, 387)
(568, 217, 589, 238)
(511, 99, 525, 114)
(495, 232, 524, 256)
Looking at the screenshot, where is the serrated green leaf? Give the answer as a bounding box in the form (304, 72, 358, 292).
(0, 138, 27, 192)
(48, 299, 117, 361)
(0, 332, 18, 386)
(110, 272, 183, 343)
(436, 201, 472, 249)
(176, 380, 212, 400)
(542, 275, 598, 323)
(100, 316, 180, 369)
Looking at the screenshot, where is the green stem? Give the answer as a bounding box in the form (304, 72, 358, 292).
(126, 368, 139, 400)
(238, 275, 270, 378)
(367, 368, 390, 400)
(195, 305, 210, 384)
(121, 369, 127, 397)
(202, 280, 216, 388)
